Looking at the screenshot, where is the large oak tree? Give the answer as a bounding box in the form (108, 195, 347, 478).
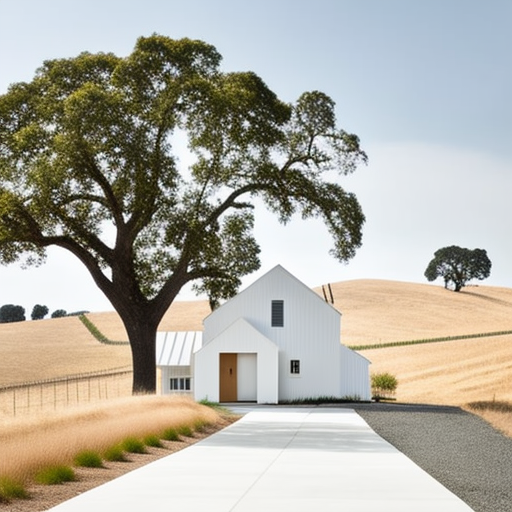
(0, 35, 367, 393)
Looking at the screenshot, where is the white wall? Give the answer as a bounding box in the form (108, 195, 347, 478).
(339, 345, 371, 401)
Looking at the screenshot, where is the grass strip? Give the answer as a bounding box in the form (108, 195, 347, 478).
(349, 329, 512, 351)
(78, 314, 129, 345)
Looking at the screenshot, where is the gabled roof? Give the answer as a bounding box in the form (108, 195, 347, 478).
(156, 331, 202, 366)
(205, 264, 341, 322)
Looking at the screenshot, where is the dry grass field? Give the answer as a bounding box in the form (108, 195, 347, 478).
(0, 316, 131, 386)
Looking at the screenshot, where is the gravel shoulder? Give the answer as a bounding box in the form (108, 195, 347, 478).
(348, 403, 512, 512)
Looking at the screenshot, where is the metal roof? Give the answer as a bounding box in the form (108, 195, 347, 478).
(156, 331, 203, 367)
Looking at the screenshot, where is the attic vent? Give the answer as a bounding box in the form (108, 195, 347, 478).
(271, 300, 284, 327)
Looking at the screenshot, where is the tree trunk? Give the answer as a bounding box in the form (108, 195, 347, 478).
(123, 312, 160, 394)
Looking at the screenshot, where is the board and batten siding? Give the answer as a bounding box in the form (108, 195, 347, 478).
(340, 345, 371, 400)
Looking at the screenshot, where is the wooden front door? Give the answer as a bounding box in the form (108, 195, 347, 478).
(219, 353, 238, 402)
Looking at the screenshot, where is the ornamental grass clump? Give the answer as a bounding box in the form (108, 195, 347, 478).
(161, 427, 181, 442)
(0, 477, 28, 502)
(121, 437, 146, 454)
(103, 445, 127, 462)
(35, 465, 75, 485)
(74, 450, 104, 468)
(143, 434, 163, 448)
(177, 425, 193, 437)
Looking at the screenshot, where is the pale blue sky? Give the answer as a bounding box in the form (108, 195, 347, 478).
(0, 0, 510, 313)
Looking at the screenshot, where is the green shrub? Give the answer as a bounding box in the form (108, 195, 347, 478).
(0, 477, 28, 501)
(35, 465, 76, 485)
(161, 428, 181, 442)
(371, 372, 398, 401)
(143, 435, 163, 448)
(121, 437, 146, 454)
(103, 445, 127, 462)
(74, 450, 104, 468)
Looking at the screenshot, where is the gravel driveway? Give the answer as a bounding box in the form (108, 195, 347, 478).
(345, 403, 512, 512)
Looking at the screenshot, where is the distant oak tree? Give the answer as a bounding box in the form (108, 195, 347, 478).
(0, 35, 367, 393)
(424, 245, 492, 292)
(0, 304, 26, 323)
(31, 304, 49, 320)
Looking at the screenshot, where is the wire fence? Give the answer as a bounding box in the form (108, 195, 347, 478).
(0, 367, 133, 417)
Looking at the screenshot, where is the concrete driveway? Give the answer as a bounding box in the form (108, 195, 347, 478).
(48, 407, 474, 511)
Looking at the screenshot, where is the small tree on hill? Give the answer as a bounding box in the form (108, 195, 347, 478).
(51, 309, 67, 318)
(0, 304, 26, 323)
(31, 304, 49, 320)
(424, 245, 491, 292)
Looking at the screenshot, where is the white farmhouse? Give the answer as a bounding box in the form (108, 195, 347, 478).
(156, 265, 371, 403)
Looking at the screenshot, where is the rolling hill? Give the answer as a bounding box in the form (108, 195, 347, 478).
(1, 280, 511, 408)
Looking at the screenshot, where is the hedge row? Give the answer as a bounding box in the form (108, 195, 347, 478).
(78, 315, 129, 345)
(349, 329, 512, 351)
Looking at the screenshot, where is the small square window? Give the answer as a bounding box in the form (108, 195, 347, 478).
(290, 360, 300, 374)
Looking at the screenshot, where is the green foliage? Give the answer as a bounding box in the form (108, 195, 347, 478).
(0, 477, 28, 502)
(35, 465, 76, 485)
(31, 303, 49, 320)
(0, 304, 25, 323)
(51, 309, 67, 318)
(425, 245, 491, 291)
(161, 428, 181, 442)
(371, 373, 398, 401)
(73, 450, 104, 468)
(121, 437, 146, 454)
(143, 435, 163, 448)
(0, 35, 367, 393)
(103, 445, 127, 462)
